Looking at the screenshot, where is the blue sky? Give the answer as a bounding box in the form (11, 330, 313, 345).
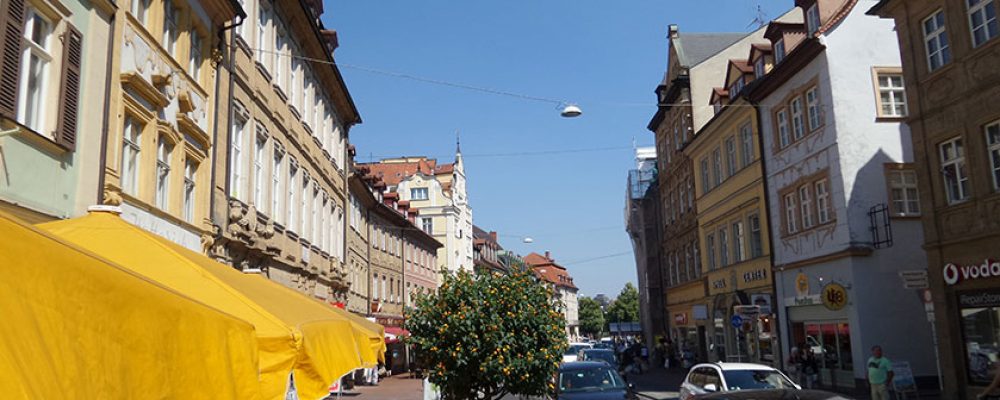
(323, 1, 782, 298)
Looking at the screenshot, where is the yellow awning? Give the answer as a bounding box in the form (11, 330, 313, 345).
(39, 210, 363, 400)
(329, 307, 387, 363)
(0, 211, 261, 399)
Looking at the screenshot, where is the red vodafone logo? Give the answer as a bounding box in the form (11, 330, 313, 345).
(944, 260, 1000, 285)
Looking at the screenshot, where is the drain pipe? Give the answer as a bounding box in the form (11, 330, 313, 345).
(96, 9, 117, 205)
(210, 14, 245, 243)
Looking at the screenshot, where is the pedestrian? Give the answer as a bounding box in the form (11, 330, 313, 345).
(867, 345, 894, 400)
(802, 348, 819, 389)
(787, 345, 802, 385)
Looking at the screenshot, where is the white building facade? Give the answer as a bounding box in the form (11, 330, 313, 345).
(750, 0, 935, 391)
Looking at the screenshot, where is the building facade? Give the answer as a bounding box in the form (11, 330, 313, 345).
(0, 0, 114, 223)
(871, 0, 1000, 397)
(473, 225, 506, 275)
(360, 150, 474, 275)
(346, 171, 373, 314)
(687, 93, 776, 365)
(100, 0, 243, 252)
(526, 251, 580, 340)
(210, 0, 359, 301)
(625, 146, 665, 352)
(751, 0, 935, 391)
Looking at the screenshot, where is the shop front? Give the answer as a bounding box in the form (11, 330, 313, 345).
(665, 279, 709, 363)
(706, 261, 776, 366)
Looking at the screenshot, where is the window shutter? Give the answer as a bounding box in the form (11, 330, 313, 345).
(54, 24, 83, 151)
(0, 0, 26, 119)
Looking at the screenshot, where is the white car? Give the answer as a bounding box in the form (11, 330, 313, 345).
(679, 362, 799, 400)
(562, 342, 594, 363)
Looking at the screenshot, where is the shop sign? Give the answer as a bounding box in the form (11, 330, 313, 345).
(958, 290, 1000, 308)
(692, 304, 708, 320)
(795, 273, 810, 297)
(943, 260, 1000, 285)
(751, 294, 772, 315)
(712, 278, 728, 290)
(822, 283, 848, 311)
(743, 269, 767, 284)
(674, 313, 688, 325)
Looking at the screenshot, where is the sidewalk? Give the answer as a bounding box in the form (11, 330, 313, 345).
(332, 373, 424, 400)
(627, 366, 688, 400)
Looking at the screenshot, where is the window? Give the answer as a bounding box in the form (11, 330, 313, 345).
(791, 97, 805, 140)
(748, 214, 762, 258)
(188, 29, 203, 81)
(687, 179, 694, 209)
(372, 274, 379, 300)
(776, 109, 790, 149)
(726, 137, 737, 176)
(301, 177, 309, 238)
(806, 87, 821, 131)
(290, 58, 301, 110)
(988, 122, 1000, 191)
(162, 0, 179, 56)
(421, 218, 433, 234)
(311, 188, 319, 242)
(732, 221, 746, 263)
(799, 185, 815, 229)
(940, 137, 969, 204)
(807, 4, 821, 36)
(254, 134, 266, 207)
(712, 148, 723, 186)
(729, 78, 744, 100)
(183, 159, 196, 222)
(719, 227, 729, 267)
(18, 9, 51, 134)
(274, 30, 286, 89)
(701, 158, 711, 195)
(959, 290, 1000, 386)
(887, 170, 920, 216)
(754, 58, 765, 78)
(968, 0, 999, 47)
(234, 0, 246, 38)
(774, 39, 786, 64)
(411, 188, 429, 200)
(876, 72, 907, 118)
(272, 149, 283, 219)
(784, 193, 798, 234)
(130, 0, 150, 24)
(155, 136, 173, 209)
(816, 179, 832, 223)
(924, 11, 952, 71)
(288, 163, 297, 231)
(121, 117, 142, 195)
(230, 117, 246, 200)
(257, 2, 269, 66)
(693, 240, 701, 273)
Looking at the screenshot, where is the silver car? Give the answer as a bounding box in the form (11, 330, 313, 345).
(679, 362, 799, 400)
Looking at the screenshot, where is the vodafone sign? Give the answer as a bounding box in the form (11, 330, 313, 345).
(944, 259, 1000, 285)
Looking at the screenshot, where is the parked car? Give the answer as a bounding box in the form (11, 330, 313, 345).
(563, 342, 594, 363)
(695, 389, 853, 399)
(556, 361, 636, 399)
(579, 348, 618, 368)
(679, 363, 799, 400)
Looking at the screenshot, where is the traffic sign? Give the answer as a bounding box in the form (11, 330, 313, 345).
(731, 314, 743, 328)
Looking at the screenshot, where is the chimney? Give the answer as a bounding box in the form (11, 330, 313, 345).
(321, 29, 339, 53)
(668, 24, 679, 39)
(545, 251, 551, 260)
(489, 231, 497, 242)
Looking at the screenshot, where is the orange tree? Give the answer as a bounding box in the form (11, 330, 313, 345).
(406, 268, 567, 400)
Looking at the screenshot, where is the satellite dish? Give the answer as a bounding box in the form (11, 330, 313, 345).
(560, 104, 583, 118)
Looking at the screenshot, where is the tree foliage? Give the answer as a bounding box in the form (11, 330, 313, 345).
(406, 269, 567, 400)
(606, 282, 640, 324)
(578, 296, 605, 337)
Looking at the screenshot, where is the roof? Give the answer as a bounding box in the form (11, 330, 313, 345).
(358, 158, 455, 187)
(558, 361, 614, 371)
(697, 362, 779, 371)
(674, 32, 750, 68)
(525, 252, 577, 290)
(730, 59, 754, 74)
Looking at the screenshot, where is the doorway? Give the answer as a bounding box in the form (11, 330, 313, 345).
(791, 321, 855, 389)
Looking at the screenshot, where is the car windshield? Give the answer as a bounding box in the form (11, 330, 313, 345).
(564, 345, 586, 355)
(723, 370, 796, 390)
(558, 366, 625, 393)
(583, 351, 616, 365)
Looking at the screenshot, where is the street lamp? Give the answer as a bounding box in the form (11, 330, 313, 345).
(522, 237, 534, 244)
(560, 104, 583, 118)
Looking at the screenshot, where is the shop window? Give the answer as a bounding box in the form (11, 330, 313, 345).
(791, 322, 853, 376)
(961, 293, 1000, 385)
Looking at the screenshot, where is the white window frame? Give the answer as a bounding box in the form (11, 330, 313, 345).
(288, 163, 298, 231)
(799, 185, 814, 229)
(748, 214, 762, 258)
(712, 148, 723, 186)
(807, 4, 821, 36)
(968, 0, 999, 48)
(740, 123, 754, 168)
(732, 220, 746, 263)
(924, 10, 951, 72)
(422, 217, 433, 233)
(777, 109, 790, 149)
(876, 71, 908, 118)
(183, 159, 196, 222)
(784, 193, 798, 234)
(988, 121, 1000, 191)
(272, 148, 284, 220)
(155, 136, 173, 210)
(18, 8, 52, 134)
(940, 137, 969, 204)
(700, 158, 711, 195)
(230, 117, 246, 200)
(411, 187, 429, 200)
(754, 58, 765, 78)
(816, 179, 832, 223)
(130, 0, 150, 24)
(254, 134, 266, 207)
(791, 97, 805, 140)
(121, 117, 142, 195)
(162, 0, 179, 56)
(726, 136, 737, 176)
(706, 233, 716, 270)
(188, 28, 203, 82)
(806, 87, 821, 131)
(719, 227, 729, 267)
(774, 38, 786, 64)
(887, 170, 920, 216)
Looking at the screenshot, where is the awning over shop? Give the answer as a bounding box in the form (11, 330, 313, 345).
(328, 306, 387, 363)
(385, 327, 410, 343)
(0, 211, 260, 399)
(38, 210, 362, 400)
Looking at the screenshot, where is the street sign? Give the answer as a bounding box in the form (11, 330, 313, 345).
(900, 270, 929, 289)
(731, 315, 743, 328)
(734, 305, 761, 319)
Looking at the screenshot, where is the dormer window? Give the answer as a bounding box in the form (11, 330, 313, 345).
(774, 39, 786, 64)
(754, 58, 766, 78)
(728, 78, 744, 100)
(807, 4, 821, 36)
(713, 101, 722, 115)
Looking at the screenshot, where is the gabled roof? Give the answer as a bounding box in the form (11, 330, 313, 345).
(525, 252, 577, 290)
(358, 158, 455, 187)
(674, 32, 749, 68)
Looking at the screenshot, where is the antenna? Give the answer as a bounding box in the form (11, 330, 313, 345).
(747, 4, 769, 30)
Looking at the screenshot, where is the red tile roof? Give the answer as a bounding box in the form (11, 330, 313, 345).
(730, 59, 754, 73)
(525, 252, 577, 290)
(358, 158, 456, 187)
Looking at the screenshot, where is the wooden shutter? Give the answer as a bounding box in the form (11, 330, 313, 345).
(0, 0, 26, 119)
(54, 24, 82, 151)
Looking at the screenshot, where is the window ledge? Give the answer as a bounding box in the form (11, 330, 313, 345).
(875, 116, 907, 123)
(235, 36, 252, 57)
(0, 119, 71, 155)
(255, 61, 272, 82)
